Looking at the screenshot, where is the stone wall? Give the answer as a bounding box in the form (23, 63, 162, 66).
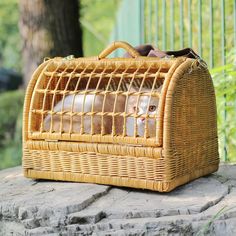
(0, 165, 236, 235)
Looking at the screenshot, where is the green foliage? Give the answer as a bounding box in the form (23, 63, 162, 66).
(80, 0, 120, 56)
(0, 90, 24, 143)
(0, 140, 22, 170)
(0, 90, 24, 170)
(211, 49, 236, 162)
(0, 0, 21, 71)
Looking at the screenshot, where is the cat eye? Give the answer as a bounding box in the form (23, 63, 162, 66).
(149, 105, 156, 112)
(133, 106, 139, 113)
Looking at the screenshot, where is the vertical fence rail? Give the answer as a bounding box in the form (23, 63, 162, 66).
(162, 0, 166, 49)
(170, 0, 175, 50)
(148, 0, 152, 43)
(210, 0, 214, 68)
(188, 0, 192, 48)
(234, 0, 236, 49)
(180, 0, 184, 48)
(221, 0, 227, 161)
(140, 0, 145, 44)
(198, 0, 202, 57)
(155, 0, 158, 45)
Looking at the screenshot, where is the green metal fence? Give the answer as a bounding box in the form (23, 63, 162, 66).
(111, 0, 236, 161)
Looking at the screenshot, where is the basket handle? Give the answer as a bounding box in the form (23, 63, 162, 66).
(98, 41, 141, 59)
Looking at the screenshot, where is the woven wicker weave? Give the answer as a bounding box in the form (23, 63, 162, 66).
(23, 41, 219, 192)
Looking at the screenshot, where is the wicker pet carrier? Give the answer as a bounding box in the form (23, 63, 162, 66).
(23, 41, 219, 192)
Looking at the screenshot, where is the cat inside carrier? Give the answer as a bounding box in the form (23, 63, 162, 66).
(23, 41, 219, 192)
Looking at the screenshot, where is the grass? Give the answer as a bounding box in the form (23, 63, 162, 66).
(196, 206, 236, 235)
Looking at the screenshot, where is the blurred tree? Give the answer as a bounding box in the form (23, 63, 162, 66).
(19, 0, 83, 86)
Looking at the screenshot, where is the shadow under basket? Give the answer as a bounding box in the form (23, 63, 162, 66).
(23, 41, 219, 192)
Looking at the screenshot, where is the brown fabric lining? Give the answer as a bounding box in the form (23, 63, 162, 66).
(124, 44, 200, 59)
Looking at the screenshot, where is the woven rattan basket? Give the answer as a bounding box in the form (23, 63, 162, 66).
(23, 41, 219, 192)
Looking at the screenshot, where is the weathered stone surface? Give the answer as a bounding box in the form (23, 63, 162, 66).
(0, 164, 236, 235)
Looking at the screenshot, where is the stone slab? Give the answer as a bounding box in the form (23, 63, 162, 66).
(0, 164, 236, 235)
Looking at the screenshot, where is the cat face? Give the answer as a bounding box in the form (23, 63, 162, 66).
(126, 85, 162, 137)
(132, 96, 159, 125)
